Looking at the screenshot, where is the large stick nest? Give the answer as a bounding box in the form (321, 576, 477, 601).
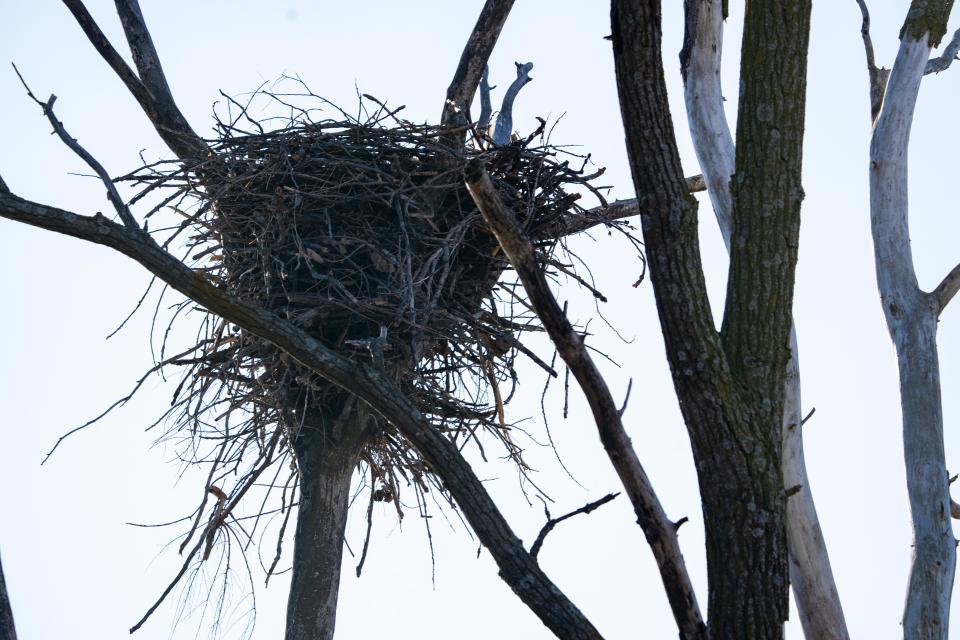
(120, 94, 617, 614)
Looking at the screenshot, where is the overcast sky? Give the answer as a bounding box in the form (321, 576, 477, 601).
(2, 1, 960, 639)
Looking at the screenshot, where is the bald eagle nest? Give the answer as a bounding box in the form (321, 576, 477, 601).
(122, 96, 618, 584)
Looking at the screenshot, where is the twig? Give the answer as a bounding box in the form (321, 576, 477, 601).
(12, 63, 141, 232)
(530, 493, 619, 558)
(618, 378, 633, 417)
(477, 65, 495, 136)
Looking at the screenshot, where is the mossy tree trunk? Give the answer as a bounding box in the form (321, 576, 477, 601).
(611, 0, 810, 636)
(681, 5, 848, 635)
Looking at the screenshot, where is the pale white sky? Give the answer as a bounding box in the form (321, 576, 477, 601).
(1, 1, 959, 639)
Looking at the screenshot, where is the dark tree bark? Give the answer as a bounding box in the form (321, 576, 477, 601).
(285, 397, 372, 640)
(0, 551, 16, 640)
(611, 0, 810, 637)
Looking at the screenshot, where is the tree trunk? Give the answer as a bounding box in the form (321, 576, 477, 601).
(0, 551, 16, 640)
(612, 1, 811, 636)
(285, 396, 370, 640)
(681, 6, 848, 634)
(868, 23, 957, 638)
(897, 308, 955, 640)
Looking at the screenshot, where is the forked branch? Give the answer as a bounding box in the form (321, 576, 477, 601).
(12, 65, 141, 232)
(681, 3, 847, 637)
(61, 0, 208, 159)
(441, 0, 515, 132)
(492, 61, 533, 145)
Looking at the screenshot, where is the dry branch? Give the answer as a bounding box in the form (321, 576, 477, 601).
(62, 0, 208, 159)
(441, 0, 515, 132)
(530, 493, 619, 559)
(0, 188, 603, 640)
(466, 159, 706, 640)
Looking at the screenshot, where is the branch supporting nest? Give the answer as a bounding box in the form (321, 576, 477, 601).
(465, 158, 705, 639)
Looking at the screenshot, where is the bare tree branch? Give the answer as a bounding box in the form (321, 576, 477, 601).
(0, 550, 16, 640)
(477, 65, 495, 135)
(492, 61, 533, 145)
(530, 493, 619, 559)
(441, 0, 515, 131)
(61, 0, 208, 159)
(855, 0, 892, 121)
(0, 189, 602, 640)
(465, 159, 706, 640)
(926, 27, 960, 73)
(559, 175, 705, 238)
(12, 65, 141, 232)
(933, 261, 960, 315)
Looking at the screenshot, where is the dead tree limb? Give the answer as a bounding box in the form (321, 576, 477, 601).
(441, 0, 515, 131)
(0, 189, 602, 640)
(492, 61, 533, 145)
(925, 26, 960, 74)
(61, 0, 208, 159)
(466, 159, 706, 640)
(861, 2, 959, 636)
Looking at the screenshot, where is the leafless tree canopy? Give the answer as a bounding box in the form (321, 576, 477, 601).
(2, 1, 960, 639)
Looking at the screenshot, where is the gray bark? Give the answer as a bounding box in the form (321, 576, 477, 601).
(868, 26, 956, 639)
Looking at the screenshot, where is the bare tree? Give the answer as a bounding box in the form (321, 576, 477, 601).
(2, 2, 959, 640)
(856, 1, 960, 637)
